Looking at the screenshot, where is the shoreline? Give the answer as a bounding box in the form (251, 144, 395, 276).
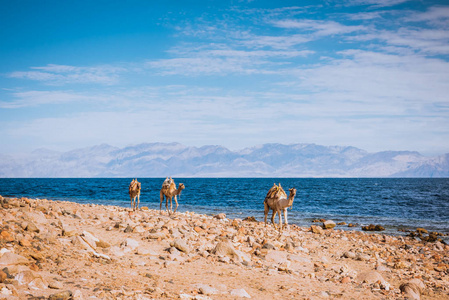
(1, 195, 449, 299)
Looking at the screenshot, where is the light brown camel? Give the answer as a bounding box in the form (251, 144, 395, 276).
(160, 177, 185, 215)
(264, 183, 297, 234)
(129, 179, 141, 211)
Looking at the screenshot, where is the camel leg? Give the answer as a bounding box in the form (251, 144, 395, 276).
(264, 202, 269, 227)
(278, 210, 283, 234)
(137, 194, 140, 210)
(173, 195, 178, 213)
(166, 197, 170, 215)
(271, 210, 277, 230)
(160, 192, 164, 214)
(283, 208, 288, 229)
(169, 196, 173, 214)
(130, 195, 133, 211)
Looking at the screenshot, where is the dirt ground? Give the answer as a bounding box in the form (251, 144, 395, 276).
(0, 196, 448, 299)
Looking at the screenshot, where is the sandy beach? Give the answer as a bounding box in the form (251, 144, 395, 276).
(0, 195, 448, 299)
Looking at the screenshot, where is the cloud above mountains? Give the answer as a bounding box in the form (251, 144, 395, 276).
(0, 1, 448, 156)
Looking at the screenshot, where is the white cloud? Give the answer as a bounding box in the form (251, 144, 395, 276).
(0, 90, 114, 109)
(344, 0, 411, 8)
(273, 19, 366, 36)
(405, 6, 449, 26)
(8, 64, 123, 85)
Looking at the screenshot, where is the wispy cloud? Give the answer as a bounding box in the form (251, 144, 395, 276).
(273, 19, 366, 36)
(405, 6, 449, 27)
(147, 48, 314, 76)
(0, 90, 110, 109)
(8, 64, 123, 85)
(344, 0, 411, 8)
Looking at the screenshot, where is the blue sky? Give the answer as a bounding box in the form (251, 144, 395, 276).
(1, 0, 448, 156)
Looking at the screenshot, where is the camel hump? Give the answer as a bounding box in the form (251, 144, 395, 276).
(266, 183, 287, 199)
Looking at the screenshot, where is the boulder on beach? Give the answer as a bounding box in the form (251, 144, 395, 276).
(323, 220, 336, 229)
(362, 224, 385, 231)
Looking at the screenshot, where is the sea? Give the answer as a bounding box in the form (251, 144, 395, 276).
(1, 178, 448, 238)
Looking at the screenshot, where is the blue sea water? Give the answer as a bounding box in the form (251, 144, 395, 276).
(1, 178, 448, 236)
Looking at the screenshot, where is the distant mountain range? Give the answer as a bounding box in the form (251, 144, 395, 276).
(1, 143, 448, 178)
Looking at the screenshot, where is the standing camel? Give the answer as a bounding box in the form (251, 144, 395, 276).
(264, 183, 297, 234)
(160, 177, 185, 215)
(129, 179, 141, 211)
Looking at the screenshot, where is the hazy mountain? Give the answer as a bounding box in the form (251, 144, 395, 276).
(1, 143, 448, 178)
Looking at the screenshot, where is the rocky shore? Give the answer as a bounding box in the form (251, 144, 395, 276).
(0, 195, 448, 299)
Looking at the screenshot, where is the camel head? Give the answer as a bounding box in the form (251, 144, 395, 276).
(288, 188, 296, 208)
(288, 188, 296, 198)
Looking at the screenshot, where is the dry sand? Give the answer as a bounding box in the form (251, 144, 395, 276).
(0, 195, 448, 299)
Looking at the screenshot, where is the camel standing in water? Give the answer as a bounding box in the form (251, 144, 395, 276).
(160, 177, 185, 215)
(129, 179, 141, 211)
(264, 183, 297, 234)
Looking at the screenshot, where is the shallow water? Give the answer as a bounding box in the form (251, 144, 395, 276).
(1, 178, 448, 236)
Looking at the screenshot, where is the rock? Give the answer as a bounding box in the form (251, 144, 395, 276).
(362, 224, 385, 231)
(197, 284, 219, 295)
(323, 220, 336, 229)
(19, 239, 32, 247)
(212, 240, 239, 260)
(133, 225, 146, 233)
(356, 271, 387, 285)
(348, 223, 357, 227)
(124, 225, 133, 233)
(278, 261, 291, 272)
(48, 290, 73, 300)
(0, 252, 29, 266)
(171, 239, 190, 254)
(341, 276, 351, 283)
(262, 242, 275, 250)
(147, 231, 167, 240)
(343, 251, 356, 259)
(0, 270, 6, 283)
(121, 238, 139, 251)
(81, 231, 99, 249)
(416, 228, 428, 234)
(230, 288, 251, 298)
(243, 216, 257, 222)
(356, 253, 370, 261)
(310, 225, 324, 235)
(337, 222, 347, 225)
(400, 279, 425, 300)
(49, 280, 64, 289)
(0, 231, 14, 242)
(95, 240, 111, 248)
(264, 250, 288, 264)
(214, 213, 226, 220)
(25, 222, 40, 233)
(73, 290, 84, 300)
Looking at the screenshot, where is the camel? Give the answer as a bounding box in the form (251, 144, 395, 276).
(160, 177, 185, 215)
(129, 179, 141, 211)
(264, 183, 297, 234)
